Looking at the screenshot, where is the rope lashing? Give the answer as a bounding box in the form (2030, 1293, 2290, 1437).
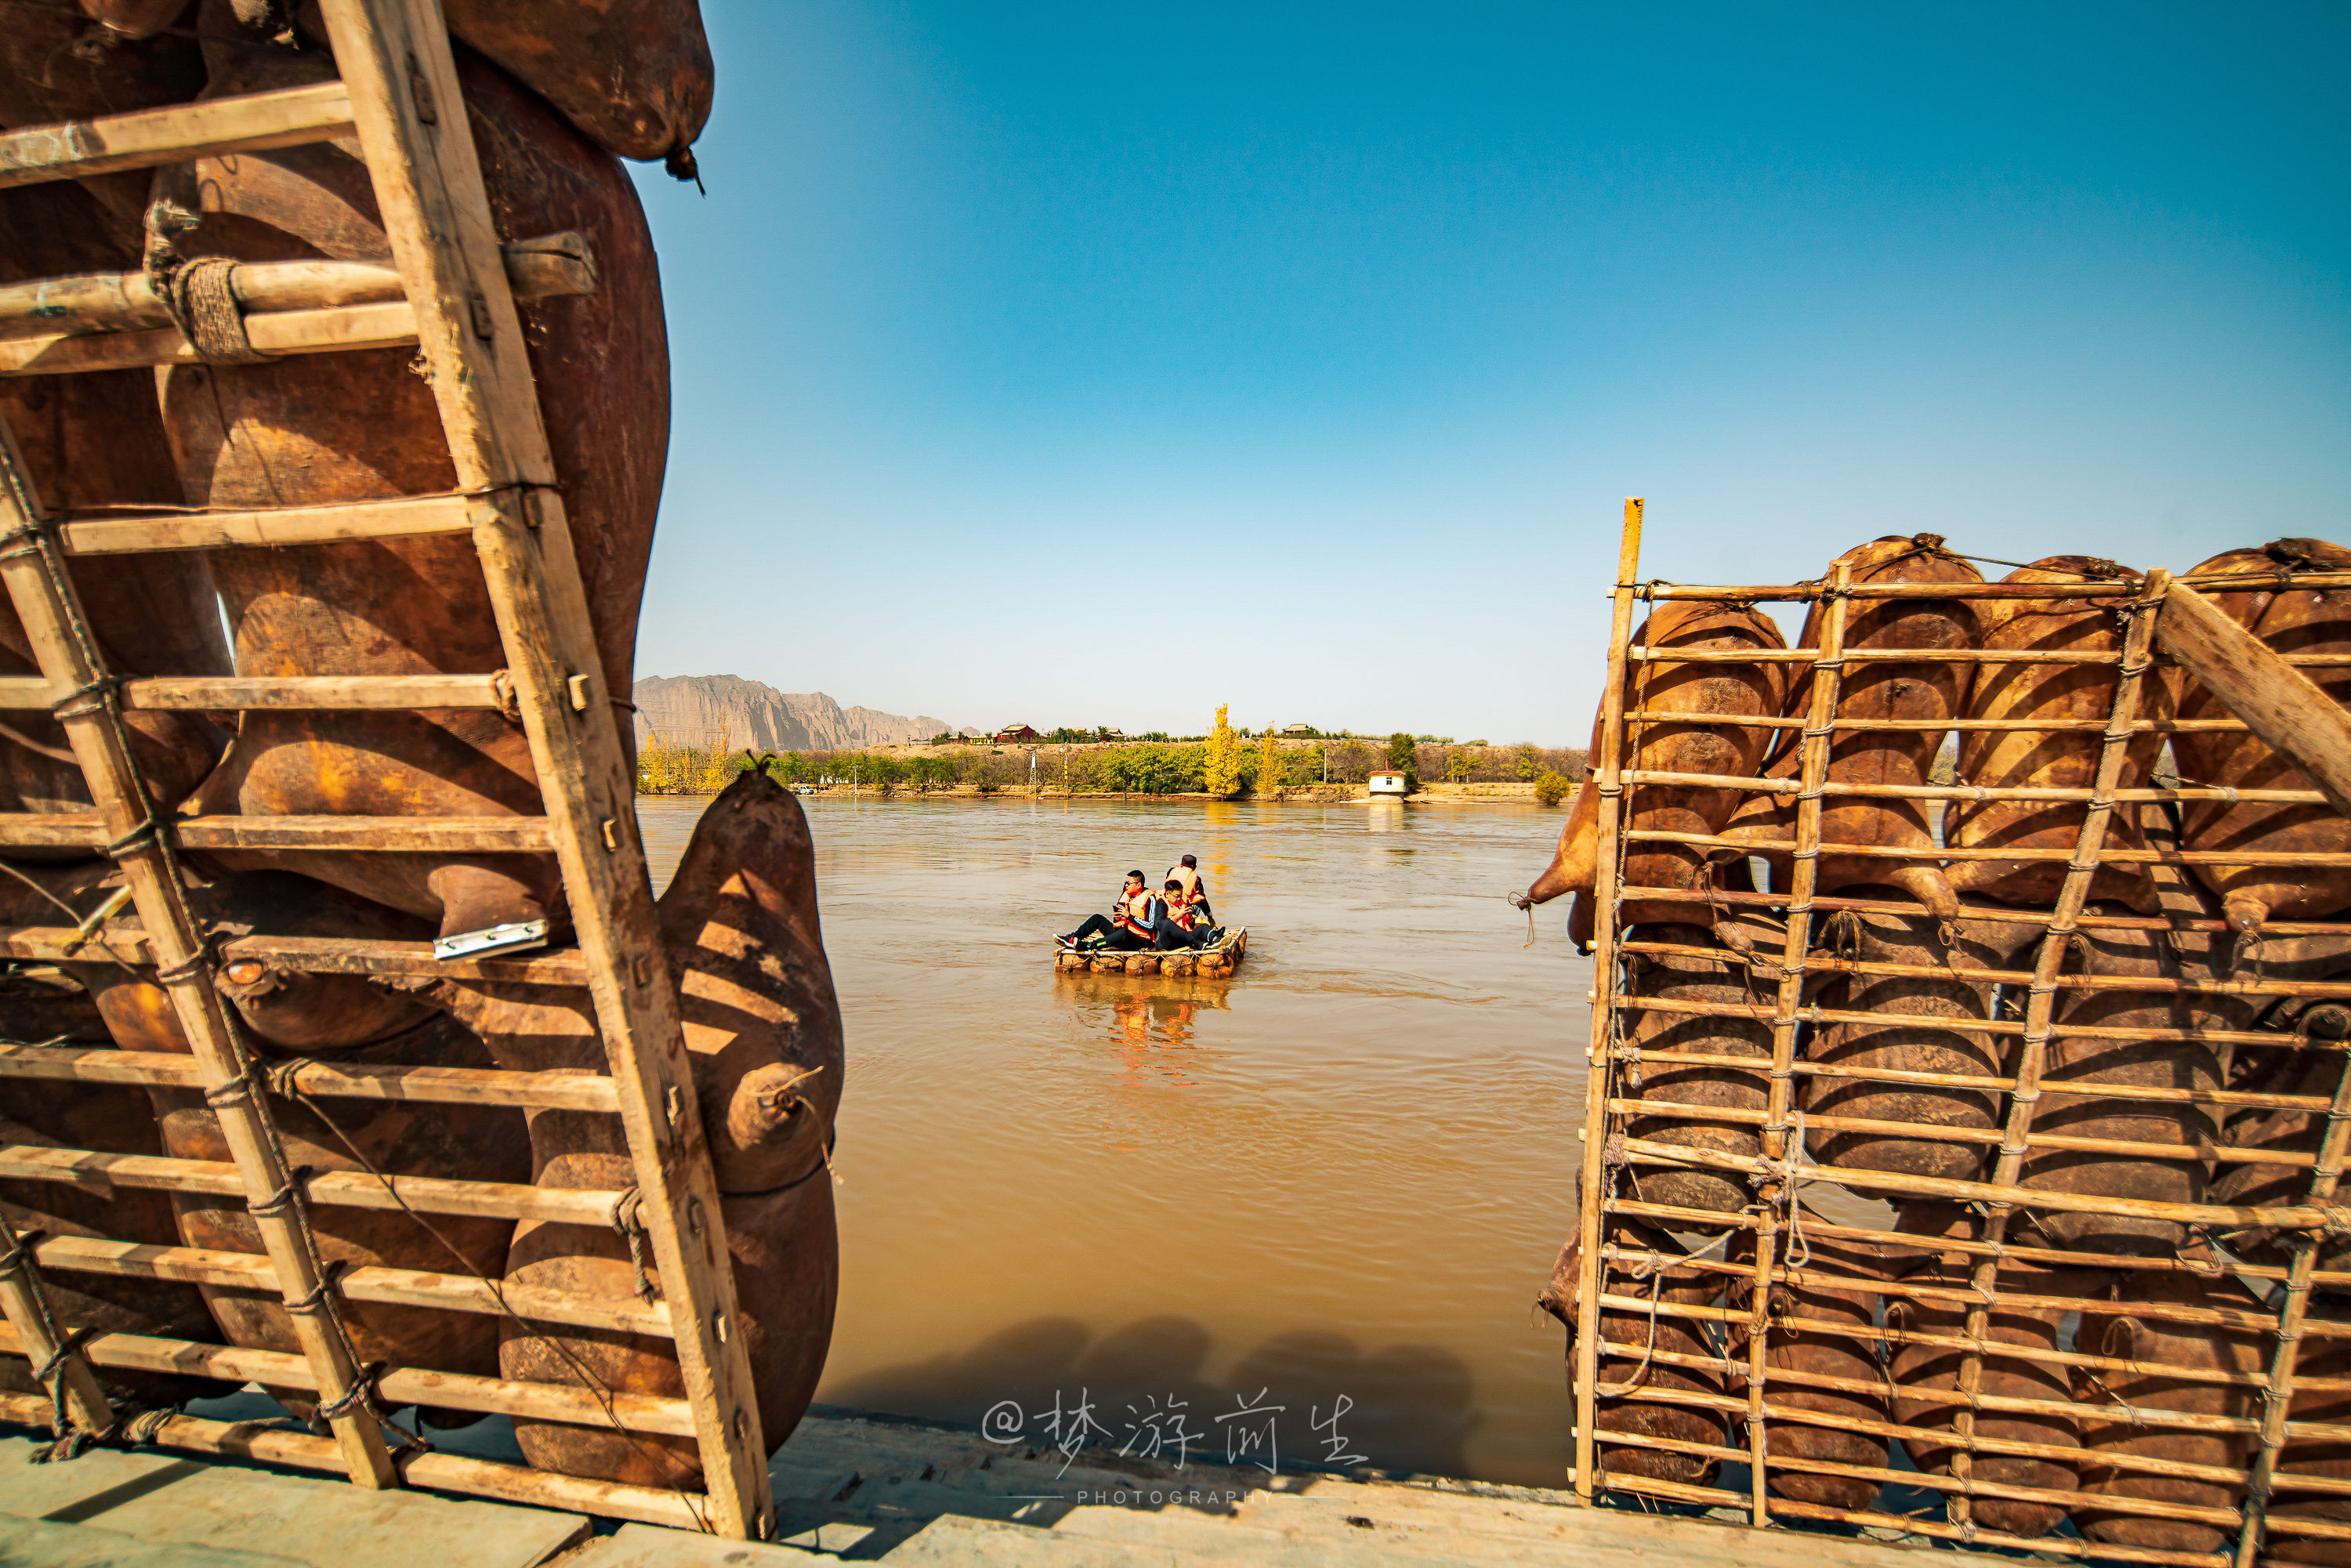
(157, 255, 279, 366)
(611, 1188, 658, 1303)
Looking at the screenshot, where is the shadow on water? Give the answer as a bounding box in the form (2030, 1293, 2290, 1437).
(828, 1314, 1478, 1480)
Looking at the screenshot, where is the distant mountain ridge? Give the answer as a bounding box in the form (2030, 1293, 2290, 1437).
(633, 675, 963, 752)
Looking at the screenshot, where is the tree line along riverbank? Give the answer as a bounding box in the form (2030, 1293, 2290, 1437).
(636, 716, 1588, 800)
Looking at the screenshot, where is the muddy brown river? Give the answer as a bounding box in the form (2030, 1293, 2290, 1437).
(640, 794, 1593, 1487)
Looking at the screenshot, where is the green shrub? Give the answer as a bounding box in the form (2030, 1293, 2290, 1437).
(1534, 769, 1573, 807)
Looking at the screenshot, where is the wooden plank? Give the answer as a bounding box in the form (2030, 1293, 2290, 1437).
(0, 1044, 616, 1113)
(171, 815, 551, 852)
(56, 494, 473, 555)
(118, 675, 502, 711)
(0, 1143, 625, 1226)
(2157, 578, 2351, 822)
(0, 81, 354, 189)
(0, 675, 498, 712)
(0, 925, 587, 983)
(219, 932, 589, 985)
(319, 0, 773, 1537)
(0, 234, 593, 341)
(0, 301, 416, 377)
(0, 1394, 708, 1532)
(0, 421, 394, 1488)
(29, 1233, 665, 1337)
(0, 812, 549, 853)
(0, 1321, 694, 1434)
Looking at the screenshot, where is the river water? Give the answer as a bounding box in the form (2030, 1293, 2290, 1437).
(637, 794, 1594, 1487)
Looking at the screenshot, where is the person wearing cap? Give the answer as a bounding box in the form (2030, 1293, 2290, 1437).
(1166, 854, 1212, 922)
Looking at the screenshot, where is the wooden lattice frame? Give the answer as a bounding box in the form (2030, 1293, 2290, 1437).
(1573, 501, 2351, 1567)
(0, 0, 772, 1538)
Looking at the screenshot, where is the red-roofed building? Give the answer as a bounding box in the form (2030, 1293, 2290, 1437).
(993, 724, 1040, 744)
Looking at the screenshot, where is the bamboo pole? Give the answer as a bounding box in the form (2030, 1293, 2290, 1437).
(1629, 646, 2351, 669)
(1614, 878, 2351, 937)
(2233, 1038, 2351, 1566)
(0, 1213, 111, 1440)
(1623, 766, 2330, 808)
(1607, 1095, 2315, 1167)
(1618, 935, 2351, 1000)
(0, 236, 592, 341)
(1741, 558, 1853, 1525)
(1571, 498, 1643, 1500)
(1614, 1132, 2349, 1231)
(1627, 709, 2252, 733)
(1625, 825, 2351, 867)
(1617, 990, 2332, 1050)
(1628, 573, 2351, 603)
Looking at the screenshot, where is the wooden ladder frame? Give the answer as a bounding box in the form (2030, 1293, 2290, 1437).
(0, 0, 772, 1538)
(1569, 506, 2351, 1566)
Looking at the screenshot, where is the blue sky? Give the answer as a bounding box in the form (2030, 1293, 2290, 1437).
(627, 2, 2349, 744)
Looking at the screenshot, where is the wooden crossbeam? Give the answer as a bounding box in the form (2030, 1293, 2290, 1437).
(0, 1143, 625, 1226)
(0, 1044, 616, 1114)
(27, 1234, 665, 1337)
(0, 81, 354, 188)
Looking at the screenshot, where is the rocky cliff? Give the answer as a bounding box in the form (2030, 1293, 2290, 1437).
(633, 675, 959, 752)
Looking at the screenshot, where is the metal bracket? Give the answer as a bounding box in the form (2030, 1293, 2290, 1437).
(432, 918, 549, 961)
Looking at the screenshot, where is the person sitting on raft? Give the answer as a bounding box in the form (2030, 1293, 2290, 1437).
(1157, 878, 1219, 949)
(1059, 873, 1218, 952)
(1167, 854, 1211, 922)
(1060, 872, 1162, 951)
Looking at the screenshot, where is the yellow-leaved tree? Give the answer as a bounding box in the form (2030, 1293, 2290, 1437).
(694, 721, 735, 792)
(1257, 729, 1283, 796)
(1204, 704, 1241, 796)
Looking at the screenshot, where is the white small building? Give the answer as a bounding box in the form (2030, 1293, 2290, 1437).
(1367, 771, 1409, 797)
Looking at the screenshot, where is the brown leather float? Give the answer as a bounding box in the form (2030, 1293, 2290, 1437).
(1945, 558, 2171, 911)
(1726, 533, 1983, 922)
(2175, 538, 2351, 935)
(1726, 1225, 1893, 1511)
(156, 5, 671, 939)
(1539, 1217, 1730, 1490)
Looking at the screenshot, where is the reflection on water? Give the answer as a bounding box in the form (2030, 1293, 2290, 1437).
(636, 795, 1593, 1486)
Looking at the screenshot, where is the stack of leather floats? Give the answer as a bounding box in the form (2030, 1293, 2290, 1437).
(1537, 514, 2351, 1568)
(0, 0, 841, 1540)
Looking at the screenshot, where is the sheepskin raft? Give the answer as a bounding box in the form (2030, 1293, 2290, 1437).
(1053, 928, 1248, 978)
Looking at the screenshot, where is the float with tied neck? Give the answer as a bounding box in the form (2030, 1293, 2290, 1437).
(1531, 501, 2351, 1564)
(0, 0, 833, 1541)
